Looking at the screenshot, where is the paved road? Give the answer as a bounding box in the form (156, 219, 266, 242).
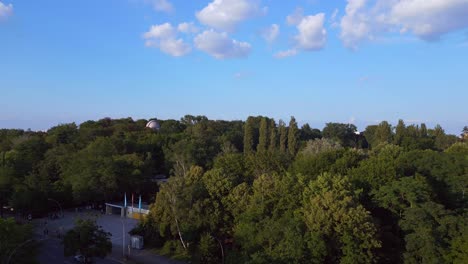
(33, 210, 183, 264)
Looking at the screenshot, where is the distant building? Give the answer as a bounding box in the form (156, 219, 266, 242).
(146, 119, 160, 131)
(105, 202, 150, 220)
(151, 174, 168, 184)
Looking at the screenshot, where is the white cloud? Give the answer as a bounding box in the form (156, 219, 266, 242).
(390, 0, 468, 41)
(178, 22, 199, 34)
(234, 71, 252, 79)
(286, 8, 304, 26)
(0, 1, 13, 20)
(274, 49, 298, 58)
(330, 8, 339, 28)
(294, 13, 327, 51)
(262, 24, 280, 43)
(340, 0, 468, 49)
(339, 0, 377, 49)
(196, 0, 265, 32)
(150, 0, 174, 13)
(194, 30, 251, 59)
(143, 23, 191, 57)
(144, 23, 175, 39)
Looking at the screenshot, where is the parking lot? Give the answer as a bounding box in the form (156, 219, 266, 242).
(32, 209, 181, 264)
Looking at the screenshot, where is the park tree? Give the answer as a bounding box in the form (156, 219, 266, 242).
(420, 123, 428, 137)
(244, 117, 255, 154)
(257, 117, 269, 153)
(394, 120, 406, 146)
(292, 149, 345, 182)
(0, 167, 14, 218)
(46, 123, 78, 146)
(268, 119, 277, 152)
(62, 137, 118, 202)
(364, 125, 378, 149)
(349, 144, 402, 193)
(372, 175, 432, 218)
(322, 123, 357, 148)
(399, 202, 461, 264)
(234, 173, 308, 264)
(446, 224, 468, 264)
(0, 218, 36, 264)
(431, 124, 458, 150)
(299, 124, 321, 142)
(279, 120, 287, 153)
(374, 121, 393, 145)
(300, 138, 343, 156)
(147, 166, 207, 252)
(301, 173, 381, 263)
(462, 126, 468, 140)
(63, 219, 112, 263)
(287, 117, 299, 156)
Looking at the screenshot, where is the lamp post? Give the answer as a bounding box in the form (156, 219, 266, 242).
(47, 198, 63, 218)
(7, 239, 35, 264)
(120, 218, 126, 259)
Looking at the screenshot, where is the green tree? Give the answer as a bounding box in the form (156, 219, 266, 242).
(299, 124, 321, 142)
(268, 119, 277, 152)
(63, 218, 112, 263)
(279, 120, 287, 153)
(399, 202, 460, 264)
(420, 123, 428, 137)
(394, 119, 406, 146)
(349, 144, 402, 193)
(462, 126, 468, 140)
(364, 125, 378, 148)
(373, 175, 432, 218)
(234, 173, 308, 264)
(431, 124, 458, 150)
(257, 118, 269, 153)
(322, 123, 357, 148)
(374, 121, 393, 145)
(62, 137, 118, 202)
(148, 166, 206, 251)
(446, 224, 468, 264)
(244, 117, 255, 154)
(287, 117, 299, 156)
(0, 218, 36, 264)
(302, 173, 381, 263)
(301, 138, 343, 156)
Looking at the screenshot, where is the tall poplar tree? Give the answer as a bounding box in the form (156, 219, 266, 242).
(394, 119, 406, 145)
(420, 123, 428, 137)
(257, 117, 268, 152)
(287, 116, 299, 156)
(375, 121, 393, 145)
(279, 120, 287, 153)
(243, 117, 255, 154)
(269, 119, 277, 152)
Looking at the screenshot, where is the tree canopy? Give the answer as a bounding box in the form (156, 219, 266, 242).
(0, 117, 466, 263)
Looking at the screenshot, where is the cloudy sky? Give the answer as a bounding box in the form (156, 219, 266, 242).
(1, 0, 467, 133)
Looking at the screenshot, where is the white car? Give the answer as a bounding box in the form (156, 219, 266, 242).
(74, 255, 85, 263)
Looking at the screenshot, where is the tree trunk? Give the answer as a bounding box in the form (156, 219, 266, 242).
(175, 217, 187, 250)
(215, 237, 225, 264)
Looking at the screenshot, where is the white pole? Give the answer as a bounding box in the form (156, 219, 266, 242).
(121, 219, 125, 258)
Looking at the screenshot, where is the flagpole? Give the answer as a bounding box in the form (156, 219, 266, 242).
(138, 195, 142, 216)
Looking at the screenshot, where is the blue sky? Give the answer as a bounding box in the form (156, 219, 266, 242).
(0, 0, 467, 134)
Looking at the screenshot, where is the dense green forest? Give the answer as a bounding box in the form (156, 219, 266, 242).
(1, 116, 467, 263)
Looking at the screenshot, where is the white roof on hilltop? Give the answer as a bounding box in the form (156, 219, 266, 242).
(146, 120, 160, 131)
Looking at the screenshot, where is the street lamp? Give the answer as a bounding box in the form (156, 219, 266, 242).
(7, 239, 35, 264)
(120, 218, 126, 259)
(47, 198, 63, 218)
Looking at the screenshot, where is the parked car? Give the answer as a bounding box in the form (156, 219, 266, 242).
(74, 255, 85, 263)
